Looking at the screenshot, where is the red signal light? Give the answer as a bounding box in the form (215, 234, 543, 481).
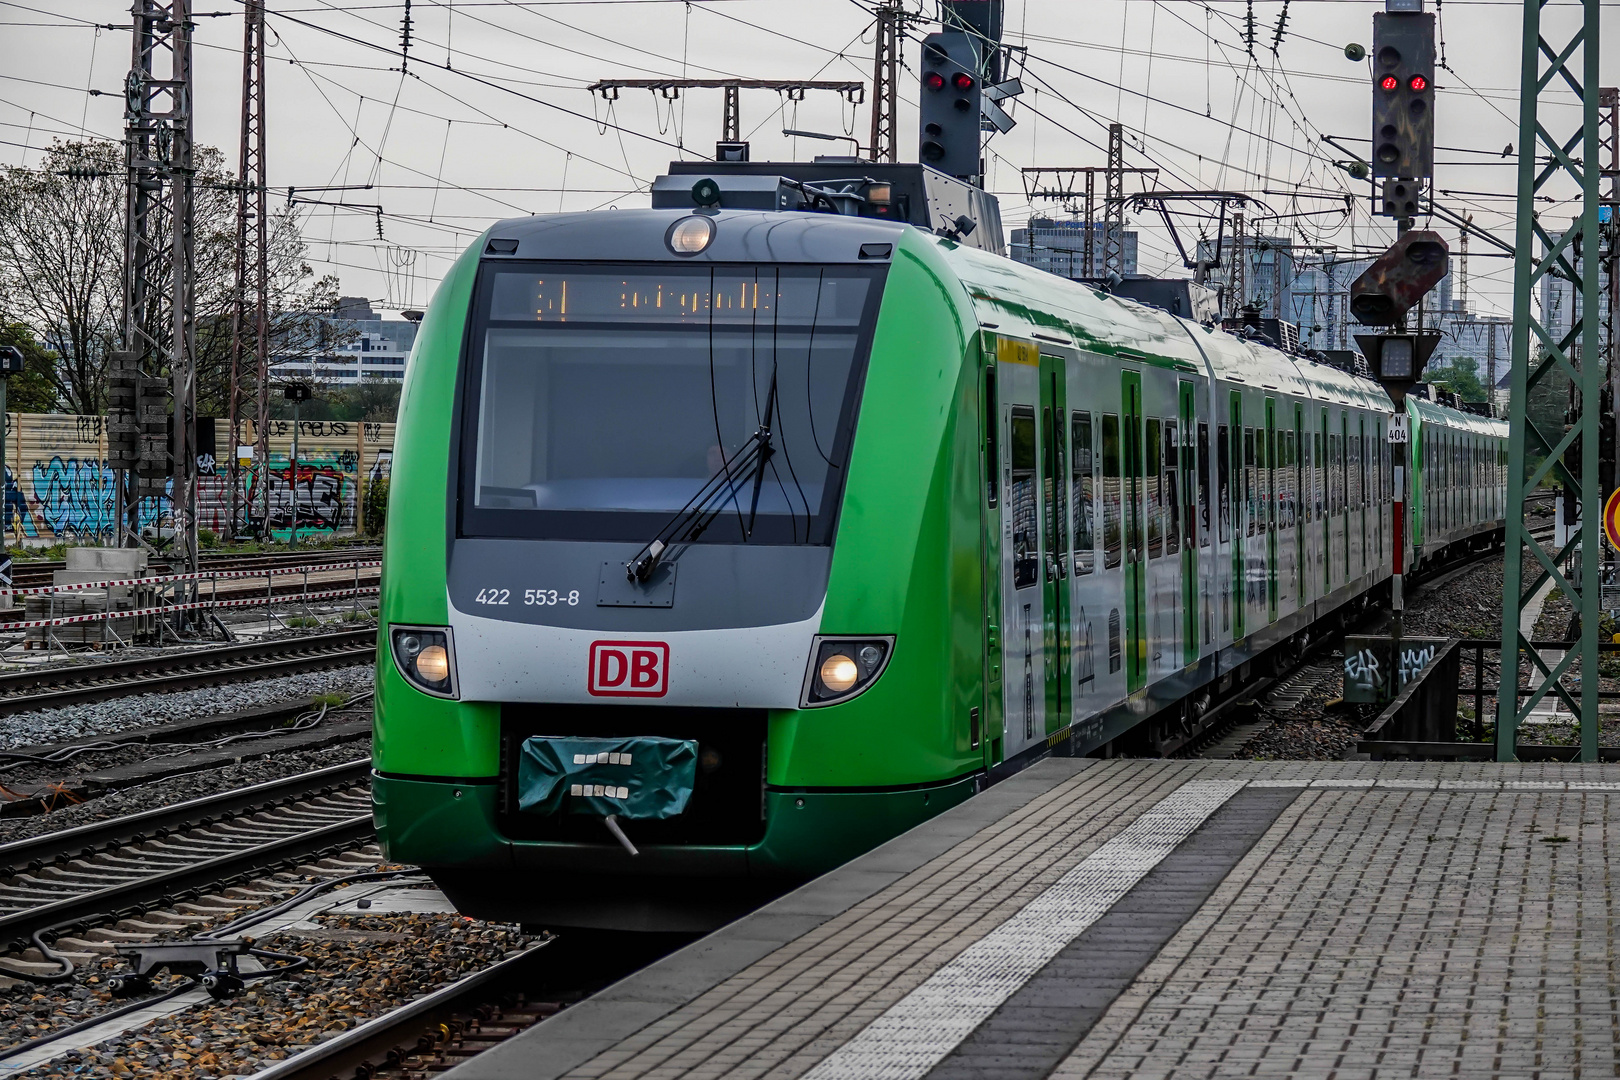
(1409, 74, 1428, 92)
(952, 73, 975, 90)
(925, 72, 946, 91)
(1380, 75, 1399, 91)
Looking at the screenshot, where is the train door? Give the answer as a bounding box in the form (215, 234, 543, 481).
(997, 340, 1044, 760)
(1265, 397, 1278, 623)
(1229, 391, 1245, 641)
(1295, 404, 1306, 604)
(1122, 371, 1147, 692)
(1179, 381, 1198, 665)
(1040, 356, 1070, 734)
(980, 359, 1003, 769)
(1320, 407, 1331, 594)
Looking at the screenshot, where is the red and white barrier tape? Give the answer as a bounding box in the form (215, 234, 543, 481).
(7, 560, 381, 597)
(0, 585, 380, 632)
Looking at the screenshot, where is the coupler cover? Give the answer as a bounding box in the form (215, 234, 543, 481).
(518, 736, 698, 819)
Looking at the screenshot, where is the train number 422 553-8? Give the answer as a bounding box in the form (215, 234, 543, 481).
(474, 588, 580, 606)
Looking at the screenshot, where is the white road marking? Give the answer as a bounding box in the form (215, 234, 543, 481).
(801, 778, 1246, 1080)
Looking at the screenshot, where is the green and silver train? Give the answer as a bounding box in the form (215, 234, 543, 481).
(372, 202, 1507, 929)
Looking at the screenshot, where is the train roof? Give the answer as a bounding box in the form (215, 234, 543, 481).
(938, 238, 1497, 433)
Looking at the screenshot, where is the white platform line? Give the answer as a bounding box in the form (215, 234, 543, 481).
(801, 778, 1246, 1080)
(1246, 779, 1620, 791)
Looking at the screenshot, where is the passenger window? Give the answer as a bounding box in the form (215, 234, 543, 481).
(1073, 412, 1095, 575)
(1217, 424, 1231, 541)
(1244, 428, 1256, 537)
(1256, 425, 1268, 533)
(1146, 418, 1163, 558)
(1164, 420, 1180, 556)
(1010, 407, 1038, 590)
(1198, 422, 1212, 547)
(1102, 413, 1122, 570)
(1314, 430, 1324, 521)
(1041, 402, 1067, 582)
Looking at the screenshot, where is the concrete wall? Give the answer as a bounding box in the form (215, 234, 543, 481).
(0, 414, 396, 545)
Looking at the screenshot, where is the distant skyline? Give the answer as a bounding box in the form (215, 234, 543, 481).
(2, 1, 1609, 322)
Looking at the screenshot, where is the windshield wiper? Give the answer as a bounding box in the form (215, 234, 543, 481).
(626, 389, 776, 583)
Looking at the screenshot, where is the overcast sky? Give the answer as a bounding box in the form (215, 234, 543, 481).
(1, 0, 1612, 324)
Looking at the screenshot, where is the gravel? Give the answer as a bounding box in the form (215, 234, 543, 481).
(0, 665, 374, 753)
(0, 743, 371, 846)
(2, 907, 538, 1079)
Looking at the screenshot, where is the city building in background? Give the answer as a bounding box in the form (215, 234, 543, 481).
(1010, 219, 1138, 279)
(275, 296, 416, 386)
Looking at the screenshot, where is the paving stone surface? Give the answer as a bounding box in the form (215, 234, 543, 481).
(454, 760, 1620, 1080)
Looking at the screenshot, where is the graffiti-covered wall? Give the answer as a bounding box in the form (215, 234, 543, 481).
(0, 414, 395, 545)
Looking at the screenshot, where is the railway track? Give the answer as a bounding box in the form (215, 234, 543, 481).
(0, 628, 375, 716)
(0, 760, 372, 957)
(6, 547, 383, 592)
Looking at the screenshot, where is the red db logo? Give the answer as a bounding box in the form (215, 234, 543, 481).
(588, 640, 670, 697)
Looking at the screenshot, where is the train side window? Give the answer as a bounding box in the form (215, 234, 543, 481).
(1164, 420, 1180, 556)
(1218, 424, 1231, 541)
(1198, 422, 1212, 548)
(1073, 412, 1095, 575)
(1042, 403, 1060, 583)
(1146, 418, 1163, 558)
(1102, 413, 1122, 569)
(1314, 429, 1324, 521)
(1010, 406, 1038, 590)
(1349, 432, 1361, 510)
(1244, 428, 1256, 537)
(1285, 430, 1297, 528)
(1256, 423, 1269, 534)
(984, 368, 999, 508)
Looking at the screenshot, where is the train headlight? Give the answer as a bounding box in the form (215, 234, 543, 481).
(666, 214, 715, 256)
(802, 636, 894, 707)
(391, 626, 458, 698)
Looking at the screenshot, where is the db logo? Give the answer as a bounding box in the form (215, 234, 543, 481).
(588, 640, 670, 697)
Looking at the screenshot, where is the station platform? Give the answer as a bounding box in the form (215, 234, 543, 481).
(449, 759, 1620, 1079)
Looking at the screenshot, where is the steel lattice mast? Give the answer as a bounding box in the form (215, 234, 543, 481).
(1496, 0, 1603, 761)
(120, 0, 197, 574)
(868, 0, 902, 162)
(230, 0, 269, 542)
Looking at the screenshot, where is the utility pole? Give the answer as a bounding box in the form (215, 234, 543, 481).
(119, 0, 197, 575)
(1457, 214, 1471, 312)
(1104, 123, 1125, 276)
(1497, 0, 1604, 762)
(230, 0, 269, 543)
(868, 0, 904, 162)
(1228, 212, 1246, 318)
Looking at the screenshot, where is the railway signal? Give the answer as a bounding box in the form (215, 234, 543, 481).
(1370, 6, 1435, 217)
(918, 31, 983, 183)
(1349, 230, 1450, 325)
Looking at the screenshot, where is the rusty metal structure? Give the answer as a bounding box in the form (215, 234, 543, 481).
(120, 0, 197, 573)
(868, 0, 904, 162)
(229, 0, 269, 542)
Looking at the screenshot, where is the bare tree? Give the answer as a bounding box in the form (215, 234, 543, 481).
(0, 140, 123, 413)
(0, 139, 352, 420)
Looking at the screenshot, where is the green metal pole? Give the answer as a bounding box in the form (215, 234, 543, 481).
(1496, 0, 1603, 762)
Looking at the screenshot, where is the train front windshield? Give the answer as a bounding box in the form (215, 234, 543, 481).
(460, 263, 884, 544)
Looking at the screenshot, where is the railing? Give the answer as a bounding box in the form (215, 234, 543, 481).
(1359, 637, 1620, 761)
(0, 560, 381, 651)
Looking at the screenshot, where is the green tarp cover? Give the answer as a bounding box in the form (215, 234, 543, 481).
(517, 735, 698, 819)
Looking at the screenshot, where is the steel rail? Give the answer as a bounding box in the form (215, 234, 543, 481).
(0, 805, 373, 950)
(0, 760, 370, 875)
(249, 941, 557, 1080)
(0, 629, 375, 713)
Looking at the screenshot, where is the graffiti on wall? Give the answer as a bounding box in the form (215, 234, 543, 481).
(0, 414, 395, 545)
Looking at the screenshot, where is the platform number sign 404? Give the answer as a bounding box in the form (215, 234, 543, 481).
(1388, 415, 1409, 444)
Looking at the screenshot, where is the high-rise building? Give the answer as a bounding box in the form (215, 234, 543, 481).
(1009, 219, 1137, 279)
(276, 297, 417, 386)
